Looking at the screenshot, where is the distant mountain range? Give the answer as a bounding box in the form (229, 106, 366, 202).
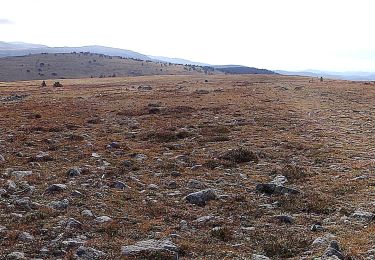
(148, 56, 210, 66)
(276, 70, 375, 81)
(0, 42, 149, 60)
(2, 41, 373, 81)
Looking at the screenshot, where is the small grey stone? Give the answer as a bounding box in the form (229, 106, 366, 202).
(271, 175, 288, 185)
(352, 210, 375, 221)
(40, 247, 49, 255)
(76, 246, 105, 259)
(7, 180, 17, 191)
(95, 216, 112, 223)
(46, 184, 67, 193)
(11, 171, 32, 179)
(311, 223, 324, 232)
(81, 209, 94, 217)
(275, 214, 294, 224)
(121, 239, 178, 257)
(7, 252, 25, 260)
(48, 199, 69, 210)
(62, 239, 85, 248)
(14, 197, 33, 210)
(0, 188, 7, 196)
(194, 215, 217, 227)
(148, 184, 159, 190)
(71, 190, 84, 197)
(179, 220, 188, 230)
(108, 142, 120, 149)
(322, 240, 344, 260)
(66, 218, 83, 229)
(0, 154, 5, 162)
(185, 189, 217, 206)
(166, 181, 178, 189)
(18, 232, 34, 241)
(187, 179, 206, 189)
(190, 164, 202, 171)
(252, 254, 270, 260)
(170, 171, 181, 177)
(110, 181, 129, 189)
(67, 167, 81, 177)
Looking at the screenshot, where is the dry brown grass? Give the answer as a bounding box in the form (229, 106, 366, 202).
(0, 74, 374, 258)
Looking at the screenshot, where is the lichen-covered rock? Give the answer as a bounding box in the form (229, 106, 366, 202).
(121, 239, 178, 258)
(185, 189, 217, 206)
(76, 246, 105, 259)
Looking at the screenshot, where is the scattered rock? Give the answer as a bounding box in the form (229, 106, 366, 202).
(18, 232, 34, 241)
(6, 251, 25, 260)
(170, 171, 181, 177)
(256, 183, 300, 195)
(185, 189, 217, 206)
(10, 171, 33, 180)
(14, 197, 33, 211)
(352, 210, 374, 221)
(271, 175, 288, 185)
(46, 184, 67, 193)
(81, 209, 94, 217)
(194, 215, 217, 227)
(31, 151, 53, 162)
(322, 240, 344, 259)
(138, 85, 153, 91)
(148, 184, 159, 190)
(195, 89, 210, 95)
(187, 179, 206, 189)
(62, 239, 85, 248)
(121, 239, 178, 258)
(66, 218, 83, 229)
(274, 214, 294, 224)
(0, 154, 5, 163)
(252, 254, 270, 260)
(167, 181, 178, 189)
(0, 189, 6, 196)
(110, 181, 129, 189)
(48, 199, 69, 210)
(76, 246, 105, 259)
(0, 225, 7, 232)
(67, 167, 82, 178)
(95, 216, 112, 223)
(108, 142, 120, 149)
(7, 180, 17, 191)
(311, 223, 324, 232)
(71, 190, 84, 197)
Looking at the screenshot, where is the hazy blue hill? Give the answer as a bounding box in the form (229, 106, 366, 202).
(213, 65, 276, 75)
(148, 56, 210, 66)
(276, 70, 375, 81)
(0, 42, 149, 60)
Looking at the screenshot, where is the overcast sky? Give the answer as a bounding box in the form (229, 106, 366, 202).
(1, 0, 374, 71)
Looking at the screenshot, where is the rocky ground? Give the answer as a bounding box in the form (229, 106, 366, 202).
(0, 75, 374, 259)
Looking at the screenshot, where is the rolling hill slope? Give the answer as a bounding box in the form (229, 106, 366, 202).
(0, 52, 216, 82)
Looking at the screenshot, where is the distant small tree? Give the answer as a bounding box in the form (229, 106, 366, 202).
(320, 77, 323, 82)
(41, 81, 47, 87)
(53, 81, 63, 88)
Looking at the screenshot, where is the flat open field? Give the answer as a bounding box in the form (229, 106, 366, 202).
(0, 75, 374, 259)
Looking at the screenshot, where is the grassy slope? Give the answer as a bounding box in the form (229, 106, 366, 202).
(0, 53, 215, 82)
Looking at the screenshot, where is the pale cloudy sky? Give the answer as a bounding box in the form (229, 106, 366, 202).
(1, 0, 374, 71)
